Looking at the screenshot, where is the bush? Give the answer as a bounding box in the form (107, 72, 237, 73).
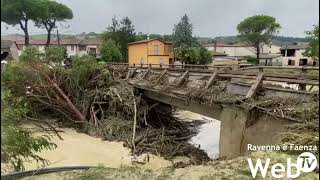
(19, 47, 42, 62)
(99, 39, 123, 63)
(45, 45, 66, 63)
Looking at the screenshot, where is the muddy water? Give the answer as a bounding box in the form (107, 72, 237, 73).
(175, 110, 221, 159)
(2, 110, 219, 173)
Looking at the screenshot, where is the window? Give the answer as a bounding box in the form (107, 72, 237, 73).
(88, 48, 97, 56)
(140, 57, 144, 64)
(79, 45, 86, 51)
(153, 45, 159, 55)
(286, 49, 296, 57)
(288, 59, 295, 66)
(299, 59, 308, 66)
(71, 45, 74, 51)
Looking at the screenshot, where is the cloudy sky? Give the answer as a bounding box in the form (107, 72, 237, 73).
(1, 0, 319, 37)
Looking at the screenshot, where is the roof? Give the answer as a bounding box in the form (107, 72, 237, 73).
(128, 38, 172, 45)
(16, 38, 101, 45)
(259, 53, 282, 59)
(204, 42, 252, 47)
(209, 51, 227, 56)
(280, 44, 308, 50)
(1, 40, 19, 50)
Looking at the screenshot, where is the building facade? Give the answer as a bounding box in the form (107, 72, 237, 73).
(204, 42, 281, 58)
(128, 38, 174, 66)
(16, 39, 101, 58)
(280, 44, 314, 66)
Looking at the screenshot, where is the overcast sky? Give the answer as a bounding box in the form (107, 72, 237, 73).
(1, 0, 319, 38)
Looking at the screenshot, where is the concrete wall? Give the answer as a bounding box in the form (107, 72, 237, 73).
(218, 106, 293, 158)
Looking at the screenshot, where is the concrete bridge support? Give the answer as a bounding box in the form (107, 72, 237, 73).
(218, 107, 293, 158)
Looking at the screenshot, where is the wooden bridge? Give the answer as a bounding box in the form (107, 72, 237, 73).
(107, 63, 319, 158)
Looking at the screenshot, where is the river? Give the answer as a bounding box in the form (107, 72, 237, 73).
(1, 110, 220, 173)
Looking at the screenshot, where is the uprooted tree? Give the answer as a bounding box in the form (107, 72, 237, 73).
(2, 56, 210, 164)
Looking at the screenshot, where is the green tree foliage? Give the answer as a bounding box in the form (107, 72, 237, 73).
(44, 45, 66, 63)
(303, 24, 319, 59)
(175, 46, 212, 64)
(99, 39, 123, 63)
(1, 88, 57, 172)
(1, 0, 43, 45)
(237, 15, 281, 63)
(102, 16, 135, 62)
(35, 0, 73, 46)
(19, 47, 42, 62)
(172, 14, 198, 48)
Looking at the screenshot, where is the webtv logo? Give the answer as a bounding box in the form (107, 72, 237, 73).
(247, 152, 318, 178)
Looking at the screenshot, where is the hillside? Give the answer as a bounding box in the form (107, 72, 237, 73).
(1, 33, 308, 46)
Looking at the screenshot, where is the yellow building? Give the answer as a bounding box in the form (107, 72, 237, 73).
(128, 38, 174, 66)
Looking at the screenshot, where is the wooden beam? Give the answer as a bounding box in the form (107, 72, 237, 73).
(174, 71, 189, 87)
(141, 68, 151, 80)
(246, 72, 264, 99)
(154, 69, 167, 84)
(205, 71, 218, 89)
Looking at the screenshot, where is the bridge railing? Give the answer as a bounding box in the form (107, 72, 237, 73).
(107, 62, 319, 72)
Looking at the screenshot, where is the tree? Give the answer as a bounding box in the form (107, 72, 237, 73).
(99, 39, 123, 63)
(175, 46, 212, 64)
(35, 0, 73, 46)
(103, 16, 135, 61)
(1, 0, 42, 45)
(303, 24, 319, 59)
(172, 14, 198, 48)
(237, 15, 281, 64)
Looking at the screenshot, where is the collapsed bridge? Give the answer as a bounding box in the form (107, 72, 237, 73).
(107, 63, 319, 158)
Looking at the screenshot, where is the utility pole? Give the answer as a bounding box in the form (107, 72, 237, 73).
(57, 29, 60, 46)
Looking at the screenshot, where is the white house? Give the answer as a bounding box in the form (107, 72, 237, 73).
(16, 38, 101, 58)
(280, 43, 315, 66)
(204, 42, 281, 58)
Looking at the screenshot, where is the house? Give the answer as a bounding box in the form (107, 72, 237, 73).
(128, 38, 174, 66)
(280, 43, 315, 66)
(204, 42, 281, 57)
(16, 38, 101, 58)
(1, 40, 19, 61)
(258, 53, 283, 66)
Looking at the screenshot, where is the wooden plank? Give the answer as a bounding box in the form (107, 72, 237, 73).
(121, 65, 128, 73)
(205, 71, 218, 89)
(174, 71, 189, 87)
(246, 72, 264, 98)
(141, 68, 151, 80)
(126, 67, 137, 79)
(154, 69, 167, 84)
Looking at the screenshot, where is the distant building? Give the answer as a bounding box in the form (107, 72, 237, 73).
(204, 42, 281, 58)
(258, 53, 283, 66)
(1, 40, 19, 61)
(128, 38, 174, 66)
(16, 39, 101, 58)
(280, 43, 315, 66)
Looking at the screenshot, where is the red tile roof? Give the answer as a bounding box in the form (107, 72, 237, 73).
(16, 38, 101, 45)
